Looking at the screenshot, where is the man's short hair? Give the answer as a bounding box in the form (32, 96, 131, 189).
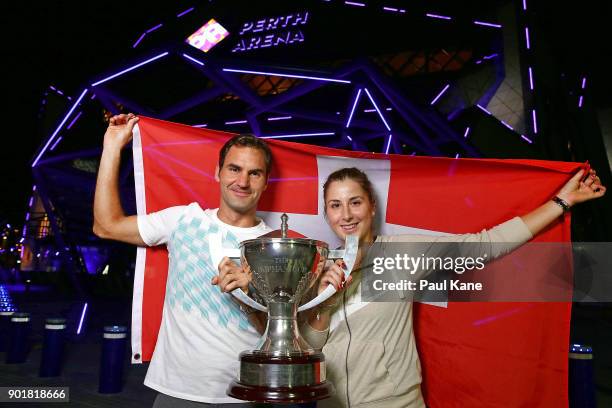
(218, 134, 273, 176)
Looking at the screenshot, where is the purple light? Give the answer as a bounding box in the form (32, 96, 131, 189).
(345, 1, 366, 7)
(66, 111, 83, 130)
(386, 107, 392, 111)
(430, 84, 450, 105)
(91, 52, 169, 87)
(426, 13, 452, 20)
(346, 88, 363, 128)
(132, 32, 146, 48)
(525, 27, 530, 49)
(523, 0, 527, 10)
(521, 135, 533, 144)
(581, 77, 587, 89)
(383, 7, 398, 12)
(146, 23, 163, 33)
(267, 116, 292, 121)
(28, 197, 34, 207)
(385, 134, 393, 154)
(531, 109, 538, 133)
(501, 120, 514, 130)
(192, 123, 208, 128)
(346, 135, 353, 141)
(364, 108, 376, 113)
(177, 7, 195, 18)
(222, 68, 351, 84)
(49, 86, 56, 91)
(25, 213, 30, 221)
(49, 136, 63, 151)
(181, 53, 205, 66)
(455, 153, 460, 159)
(363, 88, 391, 131)
(77, 302, 88, 335)
(55, 251, 60, 256)
(90, 94, 96, 100)
(33, 185, 37, 191)
(528, 67, 534, 90)
(483, 53, 499, 60)
(19, 238, 24, 244)
(578, 95, 584, 108)
(476, 104, 492, 115)
(473, 20, 502, 28)
(464, 127, 471, 138)
(32, 89, 89, 167)
(225, 120, 248, 125)
(261, 132, 335, 139)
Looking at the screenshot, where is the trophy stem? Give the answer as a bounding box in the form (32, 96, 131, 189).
(256, 302, 312, 355)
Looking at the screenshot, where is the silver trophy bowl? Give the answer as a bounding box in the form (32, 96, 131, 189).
(244, 236, 328, 355)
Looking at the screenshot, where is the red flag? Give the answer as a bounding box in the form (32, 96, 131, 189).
(132, 116, 579, 407)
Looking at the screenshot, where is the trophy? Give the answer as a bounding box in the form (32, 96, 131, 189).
(221, 214, 358, 403)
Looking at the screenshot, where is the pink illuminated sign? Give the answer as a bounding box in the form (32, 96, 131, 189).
(186, 19, 230, 53)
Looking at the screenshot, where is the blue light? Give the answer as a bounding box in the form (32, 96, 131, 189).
(177, 7, 195, 18)
(77, 302, 88, 335)
(385, 134, 393, 154)
(261, 132, 335, 139)
(426, 13, 452, 20)
(32, 89, 89, 167)
(132, 34, 145, 49)
(473, 20, 502, 28)
(363, 88, 391, 131)
(181, 53, 205, 66)
(430, 84, 450, 105)
(222, 68, 351, 84)
(91, 52, 169, 87)
(346, 89, 362, 128)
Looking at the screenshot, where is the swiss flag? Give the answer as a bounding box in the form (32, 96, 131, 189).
(132, 116, 580, 407)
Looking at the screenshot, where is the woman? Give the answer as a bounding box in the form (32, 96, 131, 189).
(300, 166, 605, 408)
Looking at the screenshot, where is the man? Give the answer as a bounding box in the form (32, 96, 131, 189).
(93, 113, 272, 407)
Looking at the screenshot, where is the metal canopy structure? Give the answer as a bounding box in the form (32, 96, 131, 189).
(25, 0, 537, 284)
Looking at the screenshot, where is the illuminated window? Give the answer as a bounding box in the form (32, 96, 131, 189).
(38, 214, 50, 239)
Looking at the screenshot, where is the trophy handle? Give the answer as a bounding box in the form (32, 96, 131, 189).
(209, 233, 269, 313)
(297, 234, 359, 312)
(231, 286, 268, 313)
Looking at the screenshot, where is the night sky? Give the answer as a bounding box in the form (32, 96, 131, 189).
(1, 1, 189, 224)
(1, 0, 611, 226)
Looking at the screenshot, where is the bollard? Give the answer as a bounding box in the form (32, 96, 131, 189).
(39, 318, 67, 377)
(6, 312, 31, 364)
(0, 311, 15, 352)
(98, 325, 128, 394)
(569, 344, 596, 408)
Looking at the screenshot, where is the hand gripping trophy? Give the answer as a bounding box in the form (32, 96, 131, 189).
(215, 214, 358, 403)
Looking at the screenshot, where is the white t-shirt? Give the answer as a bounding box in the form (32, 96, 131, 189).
(137, 203, 270, 403)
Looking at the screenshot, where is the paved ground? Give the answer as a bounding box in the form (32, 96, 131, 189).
(0, 290, 157, 408)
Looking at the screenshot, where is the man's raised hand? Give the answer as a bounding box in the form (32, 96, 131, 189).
(104, 113, 139, 150)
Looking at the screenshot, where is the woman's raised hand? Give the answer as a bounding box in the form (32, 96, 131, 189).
(557, 168, 606, 207)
